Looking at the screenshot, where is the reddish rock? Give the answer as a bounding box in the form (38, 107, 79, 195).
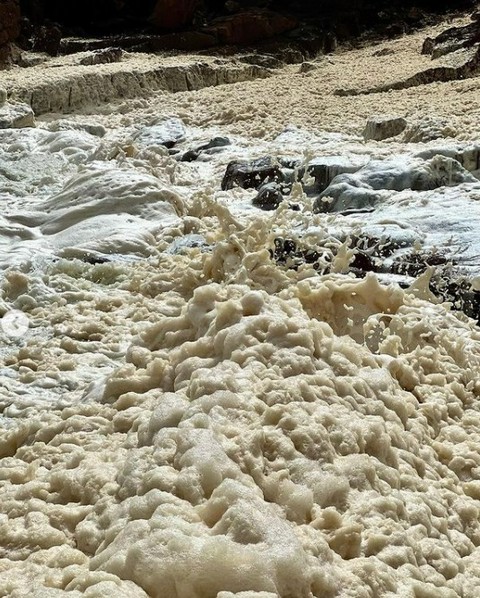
(0, 0, 20, 47)
(150, 0, 199, 31)
(0, 0, 20, 67)
(0, 0, 20, 45)
(208, 10, 297, 46)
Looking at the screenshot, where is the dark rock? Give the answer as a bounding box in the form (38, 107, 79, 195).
(79, 47, 123, 66)
(82, 254, 111, 264)
(31, 22, 61, 56)
(0, 0, 20, 66)
(180, 136, 230, 162)
(221, 156, 283, 191)
(59, 31, 217, 54)
(350, 250, 376, 273)
(252, 182, 284, 210)
(421, 36, 435, 54)
(0, 0, 20, 47)
(199, 136, 230, 152)
(423, 20, 480, 59)
(287, 25, 337, 56)
(304, 156, 367, 194)
(270, 237, 326, 272)
(392, 249, 450, 277)
(181, 149, 200, 162)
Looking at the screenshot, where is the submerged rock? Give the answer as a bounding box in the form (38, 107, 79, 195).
(166, 234, 210, 254)
(252, 182, 284, 210)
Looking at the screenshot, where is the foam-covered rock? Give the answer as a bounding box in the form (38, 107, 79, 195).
(134, 118, 186, 149)
(363, 115, 407, 141)
(403, 117, 457, 143)
(314, 155, 477, 213)
(79, 48, 123, 66)
(305, 155, 368, 193)
(0, 102, 35, 129)
(40, 165, 182, 235)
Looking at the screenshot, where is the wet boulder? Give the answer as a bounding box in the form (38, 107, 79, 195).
(180, 136, 230, 162)
(304, 156, 367, 194)
(221, 156, 283, 191)
(313, 155, 477, 213)
(252, 182, 284, 211)
(421, 20, 480, 59)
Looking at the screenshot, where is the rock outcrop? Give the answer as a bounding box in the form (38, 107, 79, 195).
(207, 10, 297, 45)
(150, 0, 199, 30)
(13, 0, 477, 61)
(0, 0, 20, 66)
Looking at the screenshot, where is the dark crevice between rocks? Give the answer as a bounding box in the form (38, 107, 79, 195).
(270, 237, 480, 323)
